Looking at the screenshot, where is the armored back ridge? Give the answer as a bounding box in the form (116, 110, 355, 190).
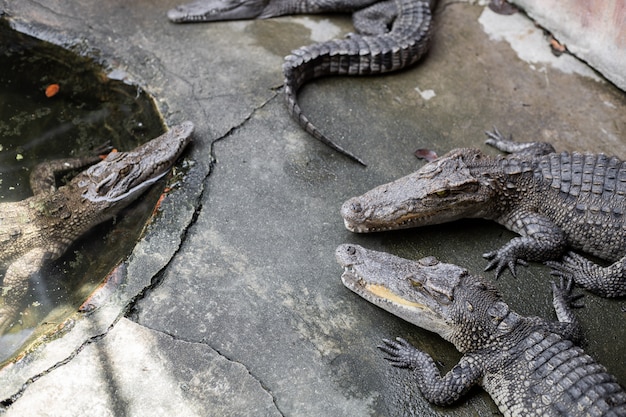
(341, 131, 626, 297)
(336, 244, 626, 416)
(168, 0, 433, 164)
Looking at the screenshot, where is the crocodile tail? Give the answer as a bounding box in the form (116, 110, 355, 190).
(283, 51, 368, 165)
(281, 0, 432, 165)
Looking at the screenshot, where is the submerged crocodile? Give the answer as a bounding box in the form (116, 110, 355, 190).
(168, 0, 434, 165)
(341, 131, 626, 298)
(336, 243, 626, 416)
(0, 121, 194, 333)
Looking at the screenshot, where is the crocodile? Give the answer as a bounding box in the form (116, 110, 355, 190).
(341, 130, 626, 298)
(335, 243, 626, 416)
(0, 121, 194, 333)
(167, 0, 434, 165)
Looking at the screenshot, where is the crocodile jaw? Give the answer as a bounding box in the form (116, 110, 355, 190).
(341, 149, 494, 233)
(336, 244, 456, 341)
(167, 0, 268, 22)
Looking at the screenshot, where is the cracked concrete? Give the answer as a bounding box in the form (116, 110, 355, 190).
(1, 0, 626, 416)
(4, 318, 283, 417)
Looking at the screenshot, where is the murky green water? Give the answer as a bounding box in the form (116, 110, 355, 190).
(0, 21, 165, 363)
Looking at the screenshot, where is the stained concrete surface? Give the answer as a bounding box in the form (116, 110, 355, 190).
(1, 1, 626, 416)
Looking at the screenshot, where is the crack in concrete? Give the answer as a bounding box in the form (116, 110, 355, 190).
(0, 320, 117, 410)
(126, 87, 280, 316)
(123, 90, 285, 415)
(210, 89, 281, 148)
(135, 323, 287, 417)
(0, 86, 281, 414)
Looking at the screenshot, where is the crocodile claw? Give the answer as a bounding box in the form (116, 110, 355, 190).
(547, 252, 590, 278)
(484, 127, 511, 147)
(548, 252, 599, 285)
(551, 276, 585, 309)
(378, 337, 420, 369)
(483, 250, 527, 278)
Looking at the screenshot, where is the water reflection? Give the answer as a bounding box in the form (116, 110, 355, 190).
(0, 22, 165, 363)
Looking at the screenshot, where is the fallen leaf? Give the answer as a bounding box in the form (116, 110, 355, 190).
(45, 83, 60, 98)
(414, 148, 438, 162)
(549, 36, 567, 56)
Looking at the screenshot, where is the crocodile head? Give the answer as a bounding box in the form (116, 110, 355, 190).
(167, 0, 270, 22)
(74, 121, 194, 218)
(340, 148, 496, 233)
(336, 244, 519, 352)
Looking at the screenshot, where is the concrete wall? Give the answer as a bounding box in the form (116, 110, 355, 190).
(511, 0, 626, 90)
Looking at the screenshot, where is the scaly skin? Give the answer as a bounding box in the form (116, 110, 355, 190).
(341, 130, 626, 297)
(168, 0, 433, 165)
(336, 243, 626, 416)
(0, 121, 194, 333)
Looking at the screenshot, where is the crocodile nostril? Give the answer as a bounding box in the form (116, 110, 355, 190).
(346, 245, 357, 255)
(341, 198, 362, 218)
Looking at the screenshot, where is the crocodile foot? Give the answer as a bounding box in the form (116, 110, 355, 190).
(378, 337, 422, 369)
(551, 275, 585, 309)
(548, 252, 626, 298)
(484, 128, 555, 157)
(549, 275, 584, 342)
(483, 249, 528, 278)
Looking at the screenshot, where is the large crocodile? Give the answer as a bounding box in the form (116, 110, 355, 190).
(0, 121, 194, 333)
(335, 243, 626, 416)
(167, 0, 434, 165)
(341, 130, 626, 298)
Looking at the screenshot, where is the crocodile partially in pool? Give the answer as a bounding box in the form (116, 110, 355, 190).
(336, 243, 626, 416)
(167, 0, 434, 165)
(0, 121, 194, 333)
(341, 130, 626, 297)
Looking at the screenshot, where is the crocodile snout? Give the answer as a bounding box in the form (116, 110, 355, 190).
(340, 197, 364, 232)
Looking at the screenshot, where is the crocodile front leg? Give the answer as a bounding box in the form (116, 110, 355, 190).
(548, 252, 626, 298)
(29, 156, 103, 195)
(484, 211, 567, 278)
(484, 128, 555, 157)
(1, 248, 50, 333)
(379, 337, 483, 406)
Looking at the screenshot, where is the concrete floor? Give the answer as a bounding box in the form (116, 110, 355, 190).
(1, 0, 625, 416)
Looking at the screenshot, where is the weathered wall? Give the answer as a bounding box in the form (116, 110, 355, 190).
(511, 0, 626, 90)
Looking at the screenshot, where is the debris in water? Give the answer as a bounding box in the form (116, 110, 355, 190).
(45, 83, 60, 98)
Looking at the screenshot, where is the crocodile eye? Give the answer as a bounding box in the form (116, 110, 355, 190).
(460, 183, 479, 193)
(431, 289, 453, 305)
(119, 165, 131, 176)
(435, 190, 450, 197)
(409, 277, 423, 289)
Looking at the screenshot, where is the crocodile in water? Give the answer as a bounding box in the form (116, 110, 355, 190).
(336, 243, 626, 416)
(167, 0, 433, 165)
(0, 121, 194, 333)
(341, 130, 626, 297)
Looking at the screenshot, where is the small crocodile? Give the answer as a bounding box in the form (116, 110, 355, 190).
(168, 0, 433, 165)
(341, 130, 626, 298)
(335, 243, 626, 416)
(0, 121, 194, 332)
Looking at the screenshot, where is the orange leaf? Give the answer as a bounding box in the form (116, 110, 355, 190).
(45, 83, 60, 98)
